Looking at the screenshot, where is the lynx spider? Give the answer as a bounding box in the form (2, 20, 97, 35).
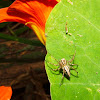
(46, 51, 78, 82)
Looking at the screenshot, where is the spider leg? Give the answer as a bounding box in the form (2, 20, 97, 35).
(51, 55, 59, 63)
(69, 64, 78, 68)
(70, 66, 78, 75)
(70, 64, 76, 65)
(52, 67, 61, 71)
(47, 53, 59, 63)
(62, 69, 65, 80)
(45, 60, 59, 66)
(60, 69, 65, 85)
(68, 50, 76, 63)
(45, 60, 61, 72)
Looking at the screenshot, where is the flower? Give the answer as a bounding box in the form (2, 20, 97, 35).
(0, 0, 60, 99)
(0, 86, 12, 100)
(0, 0, 60, 45)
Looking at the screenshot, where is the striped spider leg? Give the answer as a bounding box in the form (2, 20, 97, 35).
(46, 51, 78, 83)
(67, 50, 78, 74)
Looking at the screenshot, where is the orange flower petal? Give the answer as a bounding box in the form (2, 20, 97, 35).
(0, 7, 26, 24)
(0, 86, 12, 100)
(0, 0, 60, 45)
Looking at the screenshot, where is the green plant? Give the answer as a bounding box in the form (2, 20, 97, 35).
(45, 0, 100, 100)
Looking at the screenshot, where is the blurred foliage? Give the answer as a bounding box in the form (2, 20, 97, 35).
(0, 33, 44, 46)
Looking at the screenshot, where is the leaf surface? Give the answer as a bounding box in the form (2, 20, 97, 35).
(45, 0, 100, 100)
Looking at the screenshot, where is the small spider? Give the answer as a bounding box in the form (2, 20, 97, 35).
(46, 51, 78, 83)
(65, 22, 72, 36)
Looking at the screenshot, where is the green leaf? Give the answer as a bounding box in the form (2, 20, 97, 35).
(45, 0, 100, 100)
